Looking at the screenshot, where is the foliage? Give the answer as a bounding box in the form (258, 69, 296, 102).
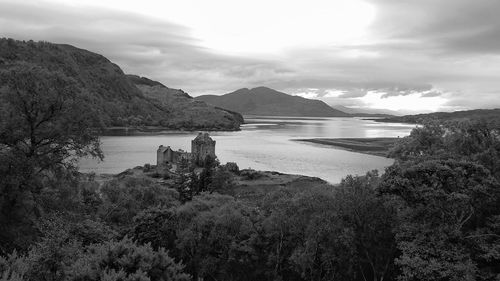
(223, 162, 240, 174)
(131, 177, 398, 281)
(0, 64, 102, 252)
(23, 216, 83, 281)
(380, 159, 500, 280)
(132, 207, 179, 252)
(0, 251, 29, 281)
(2, 80, 499, 281)
(389, 120, 446, 160)
(175, 194, 262, 280)
(66, 237, 190, 281)
(0, 38, 243, 130)
(0, 235, 190, 281)
(175, 156, 227, 202)
(207, 167, 235, 194)
(98, 176, 180, 230)
(260, 187, 355, 281)
(335, 171, 397, 281)
(390, 120, 500, 179)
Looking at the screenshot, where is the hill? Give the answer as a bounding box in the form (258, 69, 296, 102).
(374, 108, 500, 125)
(0, 38, 242, 131)
(129, 75, 243, 129)
(330, 105, 396, 117)
(196, 87, 349, 117)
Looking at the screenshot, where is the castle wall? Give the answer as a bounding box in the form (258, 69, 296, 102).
(158, 133, 216, 168)
(191, 133, 216, 165)
(157, 146, 175, 166)
(166, 149, 173, 162)
(157, 146, 166, 166)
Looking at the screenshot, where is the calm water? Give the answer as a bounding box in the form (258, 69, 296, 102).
(79, 117, 415, 183)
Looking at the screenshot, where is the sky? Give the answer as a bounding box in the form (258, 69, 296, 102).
(1, 0, 500, 114)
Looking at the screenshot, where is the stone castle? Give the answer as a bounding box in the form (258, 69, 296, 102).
(157, 132, 216, 169)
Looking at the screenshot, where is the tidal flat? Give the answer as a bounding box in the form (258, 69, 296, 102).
(295, 137, 400, 157)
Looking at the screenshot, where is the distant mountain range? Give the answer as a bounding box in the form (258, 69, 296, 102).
(0, 38, 242, 131)
(330, 104, 394, 117)
(4, 39, 496, 128)
(330, 105, 396, 117)
(196, 87, 349, 117)
(374, 108, 500, 124)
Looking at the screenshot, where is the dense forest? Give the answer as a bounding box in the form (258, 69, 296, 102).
(1, 59, 500, 281)
(0, 38, 243, 131)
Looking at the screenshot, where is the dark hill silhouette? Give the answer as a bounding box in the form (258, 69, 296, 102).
(374, 108, 500, 125)
(196, 87, 349, 117)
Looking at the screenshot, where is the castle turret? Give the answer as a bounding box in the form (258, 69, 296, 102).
(191, 132, 216, 165)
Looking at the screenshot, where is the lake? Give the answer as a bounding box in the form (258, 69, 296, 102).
(79, 116, 415, 183)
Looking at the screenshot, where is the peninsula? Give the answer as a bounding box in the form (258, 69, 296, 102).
(295, 137, 401, 157)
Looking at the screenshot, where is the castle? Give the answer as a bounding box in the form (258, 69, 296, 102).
(157, 132, 216, 169)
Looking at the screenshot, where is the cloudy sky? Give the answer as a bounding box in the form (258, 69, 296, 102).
(1, 0, 500, 114)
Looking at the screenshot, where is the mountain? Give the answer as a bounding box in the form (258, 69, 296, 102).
(128, 75, 243, 129)
(196, 87, 349, 117)
(0, 38, 242, 131)
(330, 105, 396, 117)
(374, 108, 500, 125)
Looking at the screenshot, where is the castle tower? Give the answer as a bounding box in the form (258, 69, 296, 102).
(191, 132, 216, 165)
(157, 145, 174, 166)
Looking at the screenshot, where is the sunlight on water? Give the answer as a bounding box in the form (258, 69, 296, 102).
(79, 117, 415, 183)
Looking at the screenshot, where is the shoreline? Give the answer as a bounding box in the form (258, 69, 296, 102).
(101, 126, 241, 136)
(89, 166, 331, 201)
(295, 137, 400, 157)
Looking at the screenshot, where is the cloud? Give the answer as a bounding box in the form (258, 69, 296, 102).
(367, 0, 500, 55)
(323, 90, 346, 98)
(377, 85, 432, 99)
(0, 0, 294, 95)
(1, 0, 500, 112)
(294, 92, 319, 99)
(337, 89, 368, 99)
(420, 90, 443, 98)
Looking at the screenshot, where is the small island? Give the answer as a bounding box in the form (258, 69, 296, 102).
(115, 133, 330, 201)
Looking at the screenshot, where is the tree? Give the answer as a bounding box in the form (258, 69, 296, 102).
(98, 176, 179, 230)
(379, 159, 500, 281)
(131, 206, 179, 252)
(0, 64, 102, 252)
(67, 237, 190, 281)
(207, 167, 235, 194)
(389, 120, 446, 161)
(0, 251, 29, 281)
(390, 119, 500, 180)
(334, 171, 398, 281)
(0, 64, 102, 174)
(175, 172, 199, 203)
(174, 193, 262, 281)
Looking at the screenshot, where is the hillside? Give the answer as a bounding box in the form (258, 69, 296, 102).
(129, 75, 243, 129)
(196, 87, 349, 117)
(374, 108, 500, 125)
(0, 38, 242, 131)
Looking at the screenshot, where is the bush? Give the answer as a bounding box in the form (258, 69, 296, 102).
(98, 177, 180, 229)
(224, 162, 240, 174)
(66, 237, 190, 281)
